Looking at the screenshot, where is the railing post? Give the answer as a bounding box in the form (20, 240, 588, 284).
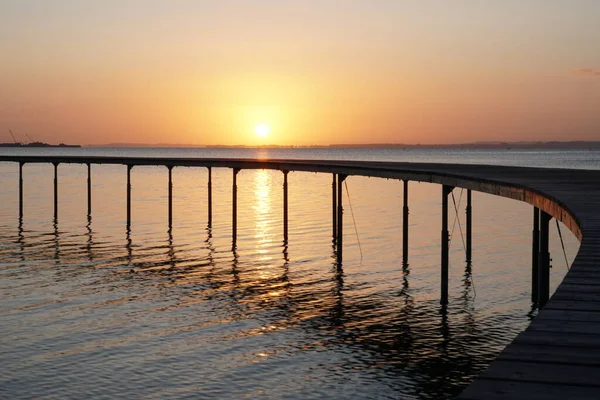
(168, 166, 173, 228)
(336, 174, 346, 264)
(538, 210, 551, 308)
(207, 167, 212, 228)
(332, 174, 337, 244)
(283, 170, 289, 243)
(532, 207, 540, 303)
(53, 162, 59, 220)
(19, 162, 24, 220)
(441, 185, 454, 305)
(87, 163, 92, 216)
(126, 165, 132, 227)
(466, 189, 472, 263)
(232, 168, 240, 246)
(402, 179, 409, 266)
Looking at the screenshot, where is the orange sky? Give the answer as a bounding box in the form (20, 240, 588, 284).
(1, 1, 600, 146)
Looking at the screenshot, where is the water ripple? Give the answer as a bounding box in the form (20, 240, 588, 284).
(0, 157, 580, 399)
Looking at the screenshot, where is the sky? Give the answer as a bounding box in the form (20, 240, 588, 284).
(1, 1, 600, 146)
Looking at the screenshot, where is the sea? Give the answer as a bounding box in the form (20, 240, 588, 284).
(1, 147, 598, 399)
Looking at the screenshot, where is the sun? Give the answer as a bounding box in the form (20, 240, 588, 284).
(255, 124, 270, 138)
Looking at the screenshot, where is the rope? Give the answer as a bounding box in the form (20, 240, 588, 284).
(449, 189, 461, 243)
(448, 188, 476, 299)
(449, 189, 463, 244)
(555, 219, 570, 270)
(470, 271, 477, 299)
(450, 189, 467, 254)
(344, 180, 363, 259)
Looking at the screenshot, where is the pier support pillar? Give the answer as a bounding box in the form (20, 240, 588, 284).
(168, 166, 173, 228)
(466, 189, 472, 263)
(87, 163, 92, 216)
(441, 185, 454, 305)
(126, 165, 132, 227)
(532, 207, 540, 302)
(19, 162, 24, 220)
(207, 167, 212, 228)
(336, 174, 347, 264)
(53, 162, 59, 220)
(402, 180, 409, 266)
(332, 174, 337, 244)
(232, 168, 240, 245)
(283, 170, 289, 243)
(538, 210, 551, 308)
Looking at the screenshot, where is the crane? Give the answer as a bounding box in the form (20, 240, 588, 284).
(25, 133, 33, 144)
(8, 129, 18, 144)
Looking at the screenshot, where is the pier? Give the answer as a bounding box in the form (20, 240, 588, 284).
(2, 154, 600, 399)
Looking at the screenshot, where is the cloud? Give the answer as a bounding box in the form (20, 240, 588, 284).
(575, 68, 600, 77)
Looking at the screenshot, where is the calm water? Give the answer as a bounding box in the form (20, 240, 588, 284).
(0, 148, 594, 399)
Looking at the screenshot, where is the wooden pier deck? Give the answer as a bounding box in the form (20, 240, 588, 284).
(1, 155, 599, 399)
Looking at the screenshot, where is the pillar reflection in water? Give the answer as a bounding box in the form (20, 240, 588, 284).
(126, 227, 133, 268)
(17, 217, 25, 263)
(53, 218, 60, 265)
(19, 162, 24, 220)
(86, 215, 93, 263)
(52, 163, 59, 221)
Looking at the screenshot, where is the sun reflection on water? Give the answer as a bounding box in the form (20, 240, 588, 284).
(252, 170, 276, 282)
(253, 170, 273, 251)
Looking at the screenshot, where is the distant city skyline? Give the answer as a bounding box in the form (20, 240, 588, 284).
(2, 1, 600, 146)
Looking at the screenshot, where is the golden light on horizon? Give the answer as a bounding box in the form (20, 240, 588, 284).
(255, 124, 270, 138)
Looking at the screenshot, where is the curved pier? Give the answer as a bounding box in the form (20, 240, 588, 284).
(2, 155, 599, 399)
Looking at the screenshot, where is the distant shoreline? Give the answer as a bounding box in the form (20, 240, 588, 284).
(0, 143, 81, 148)
(2, 141, 599, 150)
(84, 141, 600, 150)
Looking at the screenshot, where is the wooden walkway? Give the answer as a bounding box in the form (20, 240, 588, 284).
(1, 155, 599, 399)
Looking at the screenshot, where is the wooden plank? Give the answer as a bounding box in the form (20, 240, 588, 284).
(459, 379, 600, 400)
(526, 320, 600, 335)
(499, 343, 600, 366)
(544, 300, 600, 312)
(561, 276, 600, 286)
(477, 359, 600, 386)
(538, 309, 600, 323)
(513, 331, 600, 348)
(564, 272, 600, 279)
(556, 284, 600, 293)
(551, 292, 600, 302)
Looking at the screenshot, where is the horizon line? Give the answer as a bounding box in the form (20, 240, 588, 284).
(83, 140, 600, 149)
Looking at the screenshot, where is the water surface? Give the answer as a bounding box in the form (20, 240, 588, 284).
(0, 148, 591, 399)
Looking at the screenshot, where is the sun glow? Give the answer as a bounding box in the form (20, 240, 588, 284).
(255, 124, 270, 137)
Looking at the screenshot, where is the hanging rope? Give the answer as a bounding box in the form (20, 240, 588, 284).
(555, 219, 570, 270)
(344, 180, 363, 259)
(470, 271, 477, 299)
(449, 189, 462, 244)
(448, 188, 476, 299)
(450, 189, 467, 254)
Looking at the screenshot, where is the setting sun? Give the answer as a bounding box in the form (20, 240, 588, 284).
(255, 124, 270, 138)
